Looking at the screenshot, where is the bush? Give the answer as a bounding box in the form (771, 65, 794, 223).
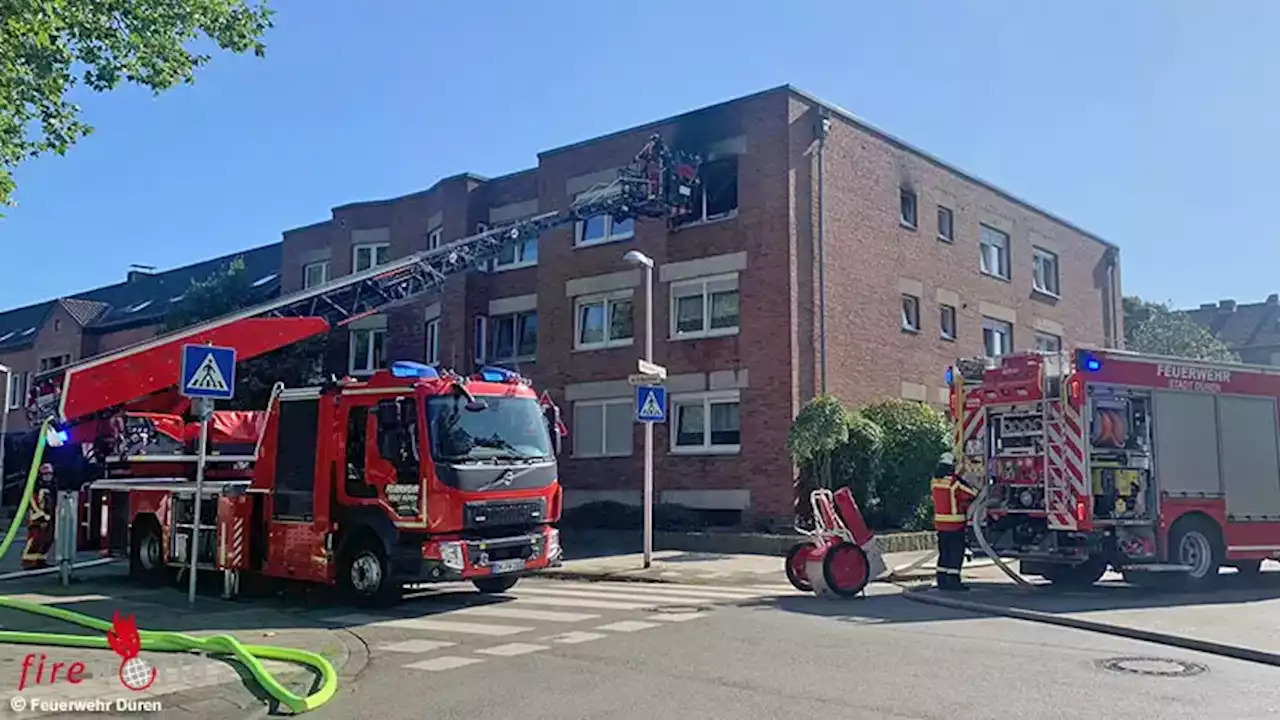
(860, 399, 950, 529)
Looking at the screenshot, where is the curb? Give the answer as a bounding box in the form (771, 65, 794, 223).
(533, 569, 723, 586)
(900, 586, 1280, 668)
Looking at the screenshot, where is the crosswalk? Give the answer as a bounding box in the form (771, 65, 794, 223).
(316, 579, 796, 673)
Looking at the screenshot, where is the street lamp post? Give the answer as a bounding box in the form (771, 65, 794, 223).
(0, 363, 11, 513)
(623, 250, 656, 568)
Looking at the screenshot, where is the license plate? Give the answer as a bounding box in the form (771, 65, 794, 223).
(491, 559, 525, 575)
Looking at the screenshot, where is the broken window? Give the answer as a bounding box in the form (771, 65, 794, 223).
(681, 155, 739, 225)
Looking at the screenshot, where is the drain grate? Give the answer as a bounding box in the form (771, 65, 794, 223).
(1096, 656, 1208, 677)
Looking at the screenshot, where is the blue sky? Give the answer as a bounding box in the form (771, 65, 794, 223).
(3, 0, 1276, 311)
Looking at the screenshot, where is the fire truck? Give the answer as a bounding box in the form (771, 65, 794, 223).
(24, 134, 703, 606)
(948, 347, 1280, 589)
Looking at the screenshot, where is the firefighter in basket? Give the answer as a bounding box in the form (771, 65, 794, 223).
(21, 463, 57, 569)
(931, 451, 978, 592)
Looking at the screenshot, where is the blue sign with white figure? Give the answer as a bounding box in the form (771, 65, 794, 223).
(180, 344, 237, 400)
(635, 385, 666, 423)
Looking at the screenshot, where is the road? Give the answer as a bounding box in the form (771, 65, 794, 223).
(287, 577, 1280, 720)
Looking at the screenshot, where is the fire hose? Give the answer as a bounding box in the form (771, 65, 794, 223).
(0, 420, 338, 713)
(968, 484, 1032, 587)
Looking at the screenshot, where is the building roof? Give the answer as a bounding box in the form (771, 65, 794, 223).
(0, 242, 282, 352)
(1185, 295, 1280, 351)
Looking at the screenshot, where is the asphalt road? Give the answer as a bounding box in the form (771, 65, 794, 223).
(288, 577, 1280, 720)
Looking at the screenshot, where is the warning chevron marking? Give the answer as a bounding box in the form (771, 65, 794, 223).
(186, 353, 230, 393)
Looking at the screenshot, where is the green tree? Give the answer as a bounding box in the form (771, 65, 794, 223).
(787, 395, 887, 529)
(859, 398, 949, 530)
(164, 256, 325, 409)
(1123, 295, 1238, 362)
(1, 0, 274, 209)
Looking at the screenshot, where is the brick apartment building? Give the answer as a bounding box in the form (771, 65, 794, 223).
(0, 85, 1123, 524)
(1186, 295, 1280, 366)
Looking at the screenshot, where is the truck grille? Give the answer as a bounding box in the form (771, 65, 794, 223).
(463, 500, 546, 530)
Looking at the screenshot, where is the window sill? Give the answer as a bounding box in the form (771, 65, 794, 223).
(574, 234, 634, 250)
(902, 326, 920, 334)
(572, 339, 635, 353)
(1031, 286, 1061, 301)
(670, 326, 740, 342)
(980, 270, 1012, 283)
(573, 452, 634, 460)
(900, 220, 917, 231)
(492, 261, 538, 273)
(941, 334, 957, 342)
(937, 235, 954, 244)
(670, 445, 741, 456)
(348, 369, 376, 377)
(673, 209, 739, 231)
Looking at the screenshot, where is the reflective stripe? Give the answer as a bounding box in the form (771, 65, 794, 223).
(936, 568, 961, 575)
(956, 483, 979, 498)
(930, 479, 951, 489)
(935, 513, 966, 523)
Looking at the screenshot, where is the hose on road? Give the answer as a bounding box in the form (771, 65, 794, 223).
(0, 420, 338, 713)
(968, 484, 1032, 587)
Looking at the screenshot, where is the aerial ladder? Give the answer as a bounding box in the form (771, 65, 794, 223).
(25, 133, 703, 438)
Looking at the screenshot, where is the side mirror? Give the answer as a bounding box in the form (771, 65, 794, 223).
(544, 405, 563, 456)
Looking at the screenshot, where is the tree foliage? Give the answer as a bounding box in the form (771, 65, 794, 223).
(859, 399, 950, 530)
(1123, 295, 1238, 362)
(163, 256, 325, 409)
(0, 0, 274, 209)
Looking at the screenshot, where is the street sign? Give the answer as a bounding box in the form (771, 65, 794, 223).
(180, 344, 237, 400)
(635, 385, 666, 423)
(628, 373, 665, 386)
(637, 359, 667, 380)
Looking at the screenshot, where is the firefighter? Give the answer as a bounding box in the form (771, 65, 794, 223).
(932, 451, 978, 591)
(21, 463, 57, 569)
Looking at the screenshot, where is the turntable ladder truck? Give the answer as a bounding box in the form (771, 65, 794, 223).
(25, 134, 703, 605)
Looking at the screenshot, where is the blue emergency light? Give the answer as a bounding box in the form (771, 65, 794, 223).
(478, 366, 520, 383)
(390, 361, 440, 380)
(945, 367, 954, 386)
(1076, 350, 1102, 372)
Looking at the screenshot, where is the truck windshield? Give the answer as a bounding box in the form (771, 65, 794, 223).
(427, 395, 552, 463)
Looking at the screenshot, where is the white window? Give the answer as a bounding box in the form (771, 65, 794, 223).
(1033, 247, 1060, 296)
(492, 233, 538, 271)
(427, 227, 444, 251)
(979, 224, 1010, 280)
(1034, 331, 1062, 352)
(349, 328, 386, 375)
(937, 206, 954, 242)
(6, 371, 26, 410)
(572, 399, 633, 458)
(900, 188, 917, 228)
(353, 243, 390, 273)
(940, 304, 957, 340)
(39, 354, 71, 372)
(670, 274, 740, 339)
(575, 292, 634, 350)
(425, 318, 440, 364)
(488, 311, 538, 362)
(671, 391, 741, 454)
(575, 215, 634, 247)
(682, 156, 739, 225)
(901, 295, 920, 332)
(303, 261, 330, 289)
(982, 317, 1013, 358)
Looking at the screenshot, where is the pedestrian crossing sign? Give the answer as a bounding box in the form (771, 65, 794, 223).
(180, 344, 237, 400)
(635, 385, 666, 423)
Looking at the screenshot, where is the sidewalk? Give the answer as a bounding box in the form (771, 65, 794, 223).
(0, 565, 366, 718)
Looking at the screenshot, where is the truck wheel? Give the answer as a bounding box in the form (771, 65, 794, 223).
(473, 575, 520, 594)
(785, 542, 814, 592)
(1171, 517, 1222, 590)
(821, 541, 870, 598)
(1042, 557, 1107, 588)
(339, 537, 401, 607)
(129, 519, 169, 586)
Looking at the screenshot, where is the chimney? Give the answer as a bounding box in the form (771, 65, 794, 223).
(1267, 294, 1279, 306)
(1220, 299, 1237, 312)
(127, 264, 157, 283)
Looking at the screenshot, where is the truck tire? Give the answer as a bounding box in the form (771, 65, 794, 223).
(473, 575, 520, 594)
(339, 537, 401, 607)
(129, 518, 170, 587)
(785, 542, 814, 592)
(1170, 516, 1222, 590)
(1042, 557, 1107, 588)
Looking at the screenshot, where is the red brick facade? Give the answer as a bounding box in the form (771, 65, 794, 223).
(279, 86, 1123, 524)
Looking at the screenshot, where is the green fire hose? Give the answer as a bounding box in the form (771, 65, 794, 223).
(0, 420, 338, 712)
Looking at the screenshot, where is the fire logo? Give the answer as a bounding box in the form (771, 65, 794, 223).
(106, 611, 156, 692)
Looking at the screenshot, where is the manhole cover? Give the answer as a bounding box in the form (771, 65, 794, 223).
(652, 605, 707, 614)
(1096, 656, 1207, 677)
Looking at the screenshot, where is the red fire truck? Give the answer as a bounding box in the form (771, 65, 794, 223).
(948, 347, 1280, 589)
(26, 134, 703, 606)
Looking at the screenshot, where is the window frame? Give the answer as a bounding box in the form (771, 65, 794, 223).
(487, 310, 538, 363)
(38, 354, 71, 373)
(900, 188, 918, 229)
(574, 214, 635, 248)
(348, 327, 387, 376)
(685, 155, 740, 226)
(979, 224, 1011, 280)
(982, 317, 1013, 359)
(427, 227, 444, 251)
(352, 242, 390, 274)
(425, 318, 440, 364)
(491, 233, 539, 271)
(940, 304, 957, 341)
(669, 390, 742, 455)
(669, 273, 741, 340)
(573, 290, 635, 351)
(1032, 246, 1061, 297)
(1034, 331, 1062, 353)
(901, 294, 921, 333)
(302, 261, 330, 289)
(6, 371, 26, 410)
(937, 206, 954, 243)
(571, 398, 634, 458)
